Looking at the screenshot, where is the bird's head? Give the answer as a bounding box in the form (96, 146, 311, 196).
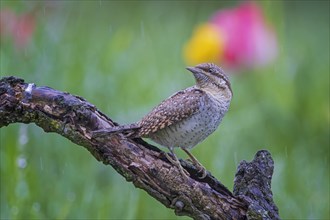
(186, 63, 232, 100)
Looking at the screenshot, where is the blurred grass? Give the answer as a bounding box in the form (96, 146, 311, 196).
(0, 1, 329, 219)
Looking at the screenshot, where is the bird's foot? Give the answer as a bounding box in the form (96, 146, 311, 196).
(182, 148, 208, 179)
(165, 152, 190, 179)
(190, 160, 208, 179)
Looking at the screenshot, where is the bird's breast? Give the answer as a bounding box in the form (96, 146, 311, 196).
(149, 96, 230, 149)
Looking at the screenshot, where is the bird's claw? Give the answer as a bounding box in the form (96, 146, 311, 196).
(165, 152, 190, 179)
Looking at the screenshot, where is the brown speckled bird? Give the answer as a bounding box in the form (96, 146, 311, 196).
(93, 63, 232, 178)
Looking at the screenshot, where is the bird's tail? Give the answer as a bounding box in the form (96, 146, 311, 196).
(92, 124, 141, 138)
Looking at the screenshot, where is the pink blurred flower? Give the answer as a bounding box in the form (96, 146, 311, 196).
(0, 8, 36, 50)
(184, 1, 278, 69)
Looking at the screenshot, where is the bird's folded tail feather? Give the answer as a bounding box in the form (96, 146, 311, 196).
(92, 124, 141, 138)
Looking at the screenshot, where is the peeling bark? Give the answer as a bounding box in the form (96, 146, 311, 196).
(0, 76, 280, 220)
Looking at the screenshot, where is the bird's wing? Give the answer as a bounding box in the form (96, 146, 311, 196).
(138, 88, 207, 136)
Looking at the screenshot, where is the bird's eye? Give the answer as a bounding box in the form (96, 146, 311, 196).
(209, 68, 216, 74)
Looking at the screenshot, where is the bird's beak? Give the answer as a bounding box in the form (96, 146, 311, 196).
(186, 66, 206, 85)
(186, 66, 200, 75)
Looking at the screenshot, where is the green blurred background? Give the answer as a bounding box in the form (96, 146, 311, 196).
(0, 1, 329, 219)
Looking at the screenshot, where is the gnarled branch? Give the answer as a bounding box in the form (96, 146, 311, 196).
(0, 76, 279, 220)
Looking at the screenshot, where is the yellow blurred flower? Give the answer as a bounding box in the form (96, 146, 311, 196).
(183, 2, 278, 69)
(183, 23, 224, 66)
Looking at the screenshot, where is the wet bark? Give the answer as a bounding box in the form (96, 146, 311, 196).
(0, 76, 279, 220)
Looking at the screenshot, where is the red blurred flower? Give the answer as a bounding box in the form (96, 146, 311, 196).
(184, 1, 278, 69)
(0, 8, 36, 50)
